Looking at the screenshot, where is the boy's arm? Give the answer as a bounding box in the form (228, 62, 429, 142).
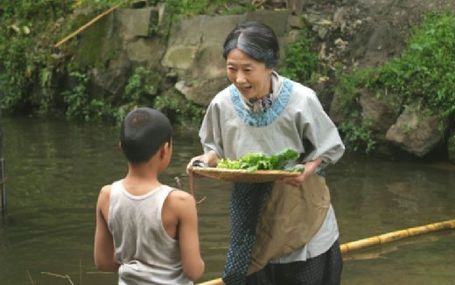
(174, 192, 205, 281)
(94, 185, 120, 272)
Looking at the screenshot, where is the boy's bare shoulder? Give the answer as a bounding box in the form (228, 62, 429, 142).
(98, 184, 112, 202)
(166, 188, 195, 207)
(100, 184, 112, 192)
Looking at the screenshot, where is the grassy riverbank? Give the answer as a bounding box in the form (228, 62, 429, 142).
(0, 0, 253, 124)
(1, 1, 455, 155)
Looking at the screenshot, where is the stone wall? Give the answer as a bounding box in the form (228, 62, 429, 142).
(162, 10, 292, 106)
(74, 6, 296, 107)
(70, 1, 455, 161)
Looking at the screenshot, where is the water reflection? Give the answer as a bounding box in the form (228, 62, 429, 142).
(1, 117, 454, 284)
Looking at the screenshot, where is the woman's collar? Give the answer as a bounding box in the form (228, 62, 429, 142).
(239, 71, 282, 113)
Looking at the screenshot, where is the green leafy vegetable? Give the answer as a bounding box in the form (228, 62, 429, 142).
(217, 148, 303, 172)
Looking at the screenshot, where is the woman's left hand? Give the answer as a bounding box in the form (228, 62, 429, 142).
(283, 158, 322, 187)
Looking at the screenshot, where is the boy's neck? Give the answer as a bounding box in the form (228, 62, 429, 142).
(123, 164, 161, 195)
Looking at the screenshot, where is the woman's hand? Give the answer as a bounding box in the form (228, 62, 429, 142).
(283, 158, 322, 187)
(186, 150, 219, 175)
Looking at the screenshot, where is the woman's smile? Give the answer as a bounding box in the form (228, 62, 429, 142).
(226, 48, 272, 100)
(237, 85, 253, 95)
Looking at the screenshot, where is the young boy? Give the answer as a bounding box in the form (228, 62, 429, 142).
(94, 107, 205, 284)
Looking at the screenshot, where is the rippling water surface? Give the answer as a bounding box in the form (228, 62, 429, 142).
(1, 117, 454, 284)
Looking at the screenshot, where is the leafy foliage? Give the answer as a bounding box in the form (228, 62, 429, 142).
(111, 67, 160, 125)
(448, 132, 455, 162)
(62, 71, 110, 121)
(123, 67, 158, 102)
(152, 90, 205, 128)
(279, 27, 320, 84)
(335, 11, 455, 152)
(338, 118, 376, 153)
(0, 0, 254, 125)
(358, 12, 455, 119)
(217, 149, 303, 172)
(5, 0, 453, 146)
(0, 1, 71, 114)
(164, 0, 254, 16)
(1, 1, 72, 20)
(75, 0, 253, 16)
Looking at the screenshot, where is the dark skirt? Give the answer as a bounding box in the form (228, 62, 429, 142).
(245, 240, 343, 285)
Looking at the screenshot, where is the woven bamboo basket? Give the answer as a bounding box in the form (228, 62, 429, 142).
(191, 167, 300, 183)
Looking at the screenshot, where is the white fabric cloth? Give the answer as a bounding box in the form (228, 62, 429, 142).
(199, 72, 345, 263)
(108, 181, 192, 285)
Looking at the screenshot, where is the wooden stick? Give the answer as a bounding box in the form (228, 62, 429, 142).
(188, 168, 207, 204)
(197, 219, 455, 285)
(340, 219, 455, 254)
(41, 272, 75, 285)
(26, 270, 35, 285)
(54, 2, 123, 48)
(188, 171, 195, 197)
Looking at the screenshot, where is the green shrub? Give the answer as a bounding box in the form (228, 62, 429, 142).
(364, 12, 455, 117)
(279, 27, 319, 84)
(335, 11, 455, 152)
(62, 71, 110, 121)
(0, 1, 72, 114)
(0, 37, 29, 112)
(123, 67, 158, 103)
(338, 118, 376, 153)
(153, 90, 205, 128)
(111, 67, 160, 125)
(165, 0, 246, 16)
(0, 0, 254, 123)
(114, 67, 205, 126)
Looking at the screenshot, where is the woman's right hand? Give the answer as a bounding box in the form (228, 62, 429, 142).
(186, 150, 219, 175)
(186, 154, 208, 175)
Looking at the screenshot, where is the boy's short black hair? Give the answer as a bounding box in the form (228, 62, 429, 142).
(120, 107, 172, 164)
(223, 21, 279, 68)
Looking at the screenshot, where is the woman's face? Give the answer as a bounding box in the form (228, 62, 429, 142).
(226, 48, 273, 100)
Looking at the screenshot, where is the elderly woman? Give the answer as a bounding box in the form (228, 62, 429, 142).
(188, 21, 345, 285)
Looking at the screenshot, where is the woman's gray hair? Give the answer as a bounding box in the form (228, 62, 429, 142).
(223, 21, 279, 68)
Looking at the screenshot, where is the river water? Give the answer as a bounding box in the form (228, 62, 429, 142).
(0, 116, 454, 285)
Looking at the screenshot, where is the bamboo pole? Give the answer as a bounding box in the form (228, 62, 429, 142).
(54, 2, 123, 48)
(197, 219, 455, 285)
(339, 219, 455, 254)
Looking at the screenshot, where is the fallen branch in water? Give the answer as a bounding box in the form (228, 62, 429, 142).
(41, 272, 75, 285)
(26, 270, 35, 285)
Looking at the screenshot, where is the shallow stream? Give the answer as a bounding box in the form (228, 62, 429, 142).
(1, 116, 454, 285)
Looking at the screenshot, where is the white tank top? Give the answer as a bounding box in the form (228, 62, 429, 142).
(108, 180, 192, 285)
